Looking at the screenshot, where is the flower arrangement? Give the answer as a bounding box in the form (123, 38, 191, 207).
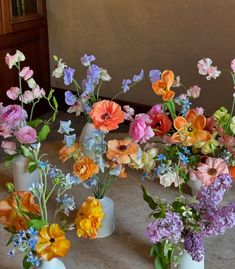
(0, 50, 58, 161)
(127, 58, 235, 268)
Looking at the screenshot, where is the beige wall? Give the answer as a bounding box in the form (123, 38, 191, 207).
(46, 0, 235, 114)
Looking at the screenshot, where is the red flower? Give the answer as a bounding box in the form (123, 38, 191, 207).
(150, 113, 172, 137)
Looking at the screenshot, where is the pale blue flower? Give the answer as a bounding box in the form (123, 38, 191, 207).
(157, 154, 167, 161)
(122, 79, 132, 93)
(63, 134, 76, 147)
(58, 120, 74, 135)
(57, 194, 75, 215)
(83, 176, 97, 189)
(7, 250, 15, 257)
(149, 69, 161, 83)
(178, 152, 189, 165)
(81, 78, 94, 96)
(132, 69, 144, 82)
(81, 54, 96, 66)
(65, 91, 76, 106)
(109, 164, 122, 176)
(64, 67, 75, 85)
(87, 64, 101, 84)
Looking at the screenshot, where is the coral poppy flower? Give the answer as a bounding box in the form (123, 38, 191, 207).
(36, 224, 71, 261)
(106, 139, 139, 164)
(59, 143, 81, 162)
(150, 113, 172, 137)
(0, 192, 40, 231)
(73, 157, 99, 181)
(192, 157, 229, 186)
(171, 109, 211, 146)
(75, 197, 104, 239)
(89, 100, 125, 132)
(152, 70, 175, 101)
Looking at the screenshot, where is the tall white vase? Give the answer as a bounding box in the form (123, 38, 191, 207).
(12, 155, 39, 191)
(38, 258, 66, 269)
(171, 251, 204, 269)
(188, 179, 202, 196)
(79, 122, 96, 159)
(97, 196, 115, 238)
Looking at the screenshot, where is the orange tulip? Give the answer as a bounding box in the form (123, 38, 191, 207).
(152, 70, 175, 101)
(171, 109, 211, 146)
(106, 139, 139, 164)
(36, 224, 71, 261)
(89, 100, 125, 132)
(229, 166, 235, 180)
(59, 143, 81, 162)
(0, 192, 40, 231)
(73, 157, 99, 181)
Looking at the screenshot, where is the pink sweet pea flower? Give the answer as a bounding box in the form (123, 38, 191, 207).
(206, 66, 221, 80)
(1, 141, 16, 155)
(197, 58, 212, 75)
(231, 59, 235, 73)
(6, 87, 21, 100)
(15, 126, 37, 144)
(32, 86, 46, 99)
(187, 85, 201, 98)
(148, 104, 163, 118)
(5, 50, 25, 69)
(0, 124, 12, 138)
(20, 90, 34, 104)
(194, 157, 229, 186)
(123, 105, 135, 121)
(19, 66, 34, 81)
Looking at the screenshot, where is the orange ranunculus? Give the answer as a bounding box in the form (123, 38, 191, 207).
(0, 192, 40, 231)
(152, 70, 175, 101)
(171, 109, 211, 146)
(75, 196, 104, 239)
(106, 139, 139, 164)
(73, 157, 99, 181)
(36, 224, 71, 261)
(229, 166, 235, 180)
(89, 100, 125, 132)
(59, 143, 81, 162)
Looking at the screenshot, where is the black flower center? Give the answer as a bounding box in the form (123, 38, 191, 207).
(101, 113, 110, 120)
(187, 126, 193, 132)
(50, 238, 55, 243)
(208, 168, 217, 175)
(119, 145, 128, 151)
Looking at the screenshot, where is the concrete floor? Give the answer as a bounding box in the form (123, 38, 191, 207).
(0, 112, 234, 269)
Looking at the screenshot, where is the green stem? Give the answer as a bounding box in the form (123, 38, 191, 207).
(96, 80, 103, 101)
(111, 81, 139, 101)
(17, 62, 24, 109)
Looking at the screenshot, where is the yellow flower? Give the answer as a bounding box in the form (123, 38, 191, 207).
(194, 132, 219, 154)
(36, 224, 71, 261)
(75, 197, 104, 239)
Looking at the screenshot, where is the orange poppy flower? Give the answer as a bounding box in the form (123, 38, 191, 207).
(73, 157, 99, 181)
(106, 139, 139, 164)
(152, 70, 175, 101)
(171, 109, 211, 146)
(89, 100, 125, 132)
(0, 192, 40, 231)
(36, 224, 71, 261)
(59, 143, 81, 162)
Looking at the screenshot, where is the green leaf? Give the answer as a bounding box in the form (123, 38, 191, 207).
(38, 124, 50, 142)
(52, 96, 58, 110)
(141, 185, 157, 210)
(189, 155, 200, 164)
(172, 201, 185, 213)
(28, 161, 37, 174)
(154, 257, 164, 269)
(23, 256, 32, 269)
(28, 118, 43, 128)
(28, 219, 48, 230)
(6, 235, 13, 246)
(53, 55, 59, 61)
(150, 244, 159, 257)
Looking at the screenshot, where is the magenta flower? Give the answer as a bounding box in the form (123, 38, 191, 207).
(15, 126, 37, 144)
(148, 104, 163, 118)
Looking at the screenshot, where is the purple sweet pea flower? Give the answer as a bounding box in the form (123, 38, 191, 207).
(64, 67, 75, 85)
(81, 54, 96, 67)
(122, 79, 132, 93)
(64, 91, 76, 106)
(149, 69, 161, 83)
(87, 64, 101, 84)
(81, 79, 94, 96)
(132, 69, 144, 82)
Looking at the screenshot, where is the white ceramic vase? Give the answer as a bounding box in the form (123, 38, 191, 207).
(188, 179, 202, 196)
(97, 196, 115, 238)
(38, 258, 66, 269)
(12, 155, 39, 191)
(171, 250, 204, 269)
(79, 122, 97, 159)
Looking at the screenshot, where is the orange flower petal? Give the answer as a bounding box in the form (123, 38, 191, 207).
(192, 115, 206, 130)
(162, 89, 175, 101)
(194, 130, 211, 142)
(161, 70, 175, 89)
(185, 109, 197, 123)
(152, 81, 166, 96)
(174, 117, 188, 130)
(229, 166, 235, 179)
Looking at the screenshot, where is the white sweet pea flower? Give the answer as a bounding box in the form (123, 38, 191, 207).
(159, 171, 180, 188)
(52, 58, 67, 78)
(100, 68, 112, 81)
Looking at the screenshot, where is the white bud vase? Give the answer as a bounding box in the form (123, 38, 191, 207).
(171, 250, 204, 269)
(12, 155, 39, 191)
(188, 179, 202, 196)
(38, 258, 66, 269)
(97, 196, 115, 238)
(79, 122, 96, 159)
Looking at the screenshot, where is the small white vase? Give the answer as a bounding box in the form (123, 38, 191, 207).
(12, 155, 39, 191)
(171, 250, 204, 269)
(97, 196, 115, 238)
(188, 179, 202, 196)
(38, 258, 66, 269)
(79, 122, 97, 159)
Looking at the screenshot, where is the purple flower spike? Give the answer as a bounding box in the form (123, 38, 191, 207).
(81, 54, 96, 67)
(149, 69, 161, 83)
(64, 67, 75, 85)
(184, 232, 204, 262)
(65, 91, 76, 106)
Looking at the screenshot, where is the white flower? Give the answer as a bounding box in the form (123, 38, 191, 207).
(197, 58, 212, 75)
(159, 171, 180, 188)
(27, 78, 37, 89)
(100, 68, 112, 81)
(187, 85, 201, 98)
(172, 75, 181, 87)
(52, 58, 67, 78)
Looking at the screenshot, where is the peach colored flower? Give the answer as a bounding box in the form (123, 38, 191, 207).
(106, 139, 139, 164)
(89, 100, 124, 131)
(73, 157, 99, 181)
(59, 143, 81, 162)
(152, 70, 175, 101)
(192, 157, 229, 186)
(0, 192, 40, 231)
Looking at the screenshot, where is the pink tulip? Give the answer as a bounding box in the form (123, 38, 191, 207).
(6, 87, 21, 100)
(15, 126, 37, 144)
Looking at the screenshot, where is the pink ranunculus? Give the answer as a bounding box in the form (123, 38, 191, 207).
(129, 114, 154, 143)
(0, 105, 28, 128)
(5, 50, 25, 69)
(187, 85, 201, 98)
(6, 87, 21, 100)
(197, 58, 212, 75)
(15, 126, 37, 144)
(21, 90, 34, 104)
(231, 59, 235, 73)
(19, 66, 34, 81)
(0, 124, 12, 138)
(32, 86, 45, 99)
(1, 141, 17, 155)
(195, 157, 229, 186)
(206, 66, 221, 80)
(148, 104, 163, 118)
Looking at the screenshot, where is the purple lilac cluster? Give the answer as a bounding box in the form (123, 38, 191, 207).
(145, 212, 183, 244)
(184, 232, 204, 262)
